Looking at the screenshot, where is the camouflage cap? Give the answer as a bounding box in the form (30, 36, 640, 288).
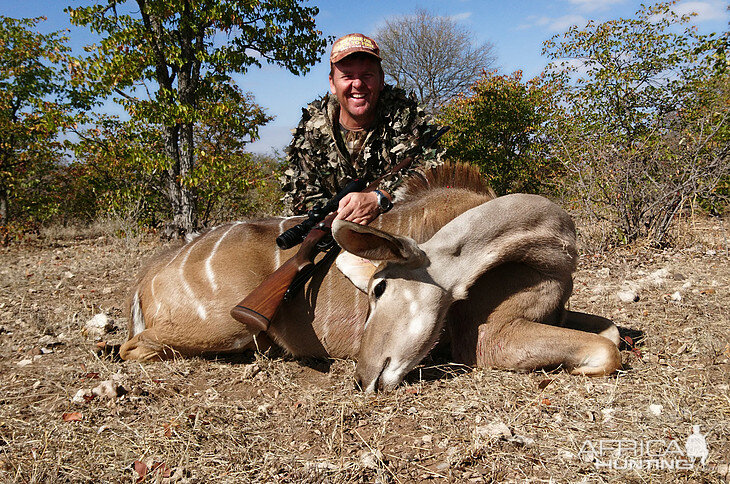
(330, 33, 381, 64)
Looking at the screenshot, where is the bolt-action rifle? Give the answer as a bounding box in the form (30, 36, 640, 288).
(230, 127, 449, 333)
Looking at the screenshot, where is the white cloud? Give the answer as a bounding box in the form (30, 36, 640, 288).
(450, 12, 473, 22)
(519, 14, 587, 33)
(672, 1, 729, 22)
(566, 0, 626, 13)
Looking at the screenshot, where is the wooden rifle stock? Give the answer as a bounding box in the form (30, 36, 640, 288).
(230, 217, 333, 332)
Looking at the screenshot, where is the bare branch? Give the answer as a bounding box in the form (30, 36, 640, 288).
(374, 9, 497, 114)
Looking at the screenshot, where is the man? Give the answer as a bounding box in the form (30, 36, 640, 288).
(281, 33, 443, 225)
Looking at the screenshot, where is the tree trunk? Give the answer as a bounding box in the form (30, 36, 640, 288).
(0, 187, 7, 227)
(0, 187, 8, 246)
(177, 122, 197, 234)
(163, 124, 197, 238)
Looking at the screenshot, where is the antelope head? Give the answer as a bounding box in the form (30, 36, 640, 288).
(332, 194, 578, 392)
(332, 221, 452, 392)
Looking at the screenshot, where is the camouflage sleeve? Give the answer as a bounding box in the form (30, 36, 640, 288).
(280, 107, 333, 215)
(377, 103, 445, 199)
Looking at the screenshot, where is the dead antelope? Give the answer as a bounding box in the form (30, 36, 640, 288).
(121, 163, 621, 390)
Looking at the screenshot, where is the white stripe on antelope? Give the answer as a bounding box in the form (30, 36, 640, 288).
(121, 163, 621, 391)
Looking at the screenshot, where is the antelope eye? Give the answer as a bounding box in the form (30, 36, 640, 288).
(373, 280, 386, 299)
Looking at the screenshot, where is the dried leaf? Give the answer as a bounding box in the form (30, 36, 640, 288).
(163, 420, 179, 437)
(62, 411, 82, 422)
(151, 461, 172, 478)
(133, 460, 148, 482)
(538, 379, 554, 390)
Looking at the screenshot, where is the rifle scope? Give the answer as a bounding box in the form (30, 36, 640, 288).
(276, 178, 367, 250)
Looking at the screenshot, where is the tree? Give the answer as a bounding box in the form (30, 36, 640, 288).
(0, 16, 73, 241)
(374, 9, 497, 113)
(68, 115, 169, 229)
(438, 71, 556, 195)
(543, 2, 729, 246)
(69, 86, 274, 233)
(68, 0, 327, 236)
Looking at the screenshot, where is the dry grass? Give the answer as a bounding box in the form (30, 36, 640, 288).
(0, 215, 728, 483)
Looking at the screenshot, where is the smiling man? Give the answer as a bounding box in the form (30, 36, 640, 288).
(281, 33, 443, 225)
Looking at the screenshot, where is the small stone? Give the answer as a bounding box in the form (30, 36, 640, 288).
(256, 404, 271, 417)
(617, 290, 639, 303)
(359, 450, 382, 469)
(670, 291, 682, 302)
(84, 314, 114, 339)
(648, 404, 663, 416)
(92, 380, 126, 399)
(559, 449, 576, 461)
(507, 434, 535, 447)
(476, 422, 511, 439)
(72, 389, 93, 404)
(305, 461, 338, 472)
(421, 434, 433, 444)
(17, 357, 40, 367)
(644, 268, 670, 286)
(38, 335, 62, 347)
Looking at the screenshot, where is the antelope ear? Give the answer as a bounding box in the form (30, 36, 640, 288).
(332, 220, 425, 264)
(335, 251, 377, 292)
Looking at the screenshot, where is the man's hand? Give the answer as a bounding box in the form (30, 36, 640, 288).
(335, 191, 382, 225)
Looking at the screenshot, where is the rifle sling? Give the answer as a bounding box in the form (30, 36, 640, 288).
(283, 245, 341, 302)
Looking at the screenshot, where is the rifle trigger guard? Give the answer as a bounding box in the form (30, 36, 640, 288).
(315, 235, 337, 252)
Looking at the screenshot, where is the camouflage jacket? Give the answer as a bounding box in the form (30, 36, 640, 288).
(281, 85, 444, 215)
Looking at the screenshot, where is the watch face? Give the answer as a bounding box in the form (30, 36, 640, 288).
(376, 190, 393, 212)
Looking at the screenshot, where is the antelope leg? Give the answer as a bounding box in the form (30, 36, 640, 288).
(119, 328, 176, 361)
(475, 318, 622, 376)
(119, 325, 269, 361)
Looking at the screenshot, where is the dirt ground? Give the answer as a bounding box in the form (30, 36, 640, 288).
(0, 215, 729, 483)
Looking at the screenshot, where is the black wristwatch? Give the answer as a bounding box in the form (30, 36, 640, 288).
(373, 189, 393, 213)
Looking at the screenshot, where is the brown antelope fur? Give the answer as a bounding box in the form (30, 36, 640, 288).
(332, 191, 622, 392)
(121, 162, 494, 361)
(122, 162, 621, 392)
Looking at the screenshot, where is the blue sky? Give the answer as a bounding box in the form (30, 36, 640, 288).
(1, 0, 728, 155)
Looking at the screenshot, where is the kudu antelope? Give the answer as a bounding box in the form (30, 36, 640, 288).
(121, 163, 621, 391)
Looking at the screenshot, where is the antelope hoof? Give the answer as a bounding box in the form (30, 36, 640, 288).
(570, 343, 622, 376)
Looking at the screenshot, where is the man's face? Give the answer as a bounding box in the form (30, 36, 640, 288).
(329, 55, 384, 129)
